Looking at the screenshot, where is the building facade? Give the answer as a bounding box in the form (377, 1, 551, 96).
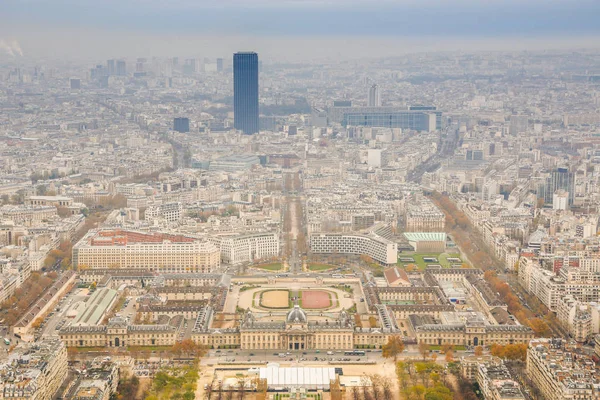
(73, 229, 220, 273)
(233, 52, 259, 135)
(210, 232, 280, 265)
(310, 232, 398, 265)
(527, 338, 600, 400)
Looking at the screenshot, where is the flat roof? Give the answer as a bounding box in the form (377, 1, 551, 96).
(258, 365, 336, 389)
(72, 288, 118, 326)
(403, 232, 446, 242)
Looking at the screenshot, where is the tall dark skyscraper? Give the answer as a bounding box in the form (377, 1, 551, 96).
(174, 117, 190, 133)
(107, 59, 115, 76)
(70, 78, 81, 90)
(233, 52, 259, 135)
(116, 60, 127, 76)
(216, 58, 224, 72)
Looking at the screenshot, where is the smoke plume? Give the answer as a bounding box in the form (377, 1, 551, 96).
(0, 39, 24, 57)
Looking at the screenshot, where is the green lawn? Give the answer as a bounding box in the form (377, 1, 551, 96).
(254, 263, 283, 271)
(397, 252, 462, 270)
(307, 263, 336, 271)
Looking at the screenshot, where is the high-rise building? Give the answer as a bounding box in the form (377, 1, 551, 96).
(216, 58, 224, 72)
(116, 60, 126, 76)
(368, 84, 381, 107)
(136, 58, 146, 73)
(543, 167, 574, 206)
(233, 52, 259, 134)
(91, 65, 107, 79)
(509, 115, 529, 135)
(174, 117, 190, 133)
(70, 78, 81, 90)
(107, 59, 115, 76)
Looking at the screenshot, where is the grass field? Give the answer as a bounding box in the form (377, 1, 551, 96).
(307, 263, 336, 271)
(254, 263, 283, 271)
(397, 252, 462, 270)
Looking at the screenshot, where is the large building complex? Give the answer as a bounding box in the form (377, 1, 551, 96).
(343, 110, 439, 132)
(233, 52, 259, 134)
(309, 232, 398, 265)
(72, 229, 220, 272)
(209, 232, 280, 265)
(60, 316, 181, 348)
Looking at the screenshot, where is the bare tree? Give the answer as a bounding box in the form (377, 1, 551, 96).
(204, 382, 214, 400)
(236, 377, 246, 400)
(215, 382, 224, 400)
(381, 378, 394, 400)
(361, 375, 373, 400)
(369, 374, 383, 399)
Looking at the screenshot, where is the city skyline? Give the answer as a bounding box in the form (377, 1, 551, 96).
(3, 2, 600, 399)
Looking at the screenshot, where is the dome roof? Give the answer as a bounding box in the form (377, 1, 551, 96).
(286, 305, 307, 324)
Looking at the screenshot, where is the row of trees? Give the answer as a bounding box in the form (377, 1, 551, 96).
(483, 270, 550, 336)
(489, 343, 528, 362)
(430, 193, 553, 337)
(43, 240, 73, 269)
(0, 271, 57, 325)
(333, 374, 395, 400)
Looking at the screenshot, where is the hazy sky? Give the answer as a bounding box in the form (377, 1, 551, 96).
(1, 0, 600, 61)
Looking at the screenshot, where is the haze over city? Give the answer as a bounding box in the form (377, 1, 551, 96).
(2, 1, 600, 399)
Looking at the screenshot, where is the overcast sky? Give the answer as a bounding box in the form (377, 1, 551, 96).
(1, 0, 600, 61)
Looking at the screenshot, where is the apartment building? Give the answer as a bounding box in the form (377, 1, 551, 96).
(557, 295, 600, 343)
(476, 359, 525, 400)
(68, 361, 119, 400)
(405, 209, 445, 232)
(0, 339, 68, 400)
(145, 202, 183, 223)
(0, 205, 57, 226)
(527, 338, 600, 400)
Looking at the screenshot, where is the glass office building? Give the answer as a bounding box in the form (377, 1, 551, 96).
(233, 52, 259, 135)
(343, 111, 438, 132)
(542, 167, 575, 205)
(173, 117, 190, 133)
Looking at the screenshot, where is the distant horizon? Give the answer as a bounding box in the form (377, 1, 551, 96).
(2, 0, 600, 62)
(1, 32, 600, 64)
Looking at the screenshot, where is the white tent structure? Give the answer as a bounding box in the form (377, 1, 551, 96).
(258, 364, 336, 391)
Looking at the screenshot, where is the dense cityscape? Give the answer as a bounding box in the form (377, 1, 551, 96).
(2, 23, 600, 400)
